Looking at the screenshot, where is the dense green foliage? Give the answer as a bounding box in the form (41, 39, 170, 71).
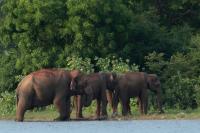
(0, 91, 16, 115)
(145, 36, 200, 109)
(0, 0, 200, 112)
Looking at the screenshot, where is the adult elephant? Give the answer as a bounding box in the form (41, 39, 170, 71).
(74, 72, 116, 119)
(16, 69, 82, 122)
(112, 72, 164, 116)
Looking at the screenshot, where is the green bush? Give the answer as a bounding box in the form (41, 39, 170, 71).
(0, 91, 16, 116)
(65, 56, 94, 73)
(145, 51, 200, 109)
(194, 78, 200, 107)
(164, 73, 197, 109)
(0, 52, 19, 93)
(96, 56, 139, 73)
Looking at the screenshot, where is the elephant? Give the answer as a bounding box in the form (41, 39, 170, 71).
(73, 72, 116, 119)
(15, 69, 82, 122)
(112, 72, 164, 116)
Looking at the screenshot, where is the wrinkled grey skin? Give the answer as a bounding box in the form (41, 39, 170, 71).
(74, 72, 116, 119)
(16, 69, 82, 122)
(112, 72, 164, 116)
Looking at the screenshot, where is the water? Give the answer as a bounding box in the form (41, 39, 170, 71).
(0, 120, 199, 133)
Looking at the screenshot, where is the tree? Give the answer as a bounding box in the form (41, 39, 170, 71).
(154, 0, 200, 28)
(0, 0, 68, 74)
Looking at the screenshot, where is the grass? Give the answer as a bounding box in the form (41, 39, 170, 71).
(1, 107, 200, 121)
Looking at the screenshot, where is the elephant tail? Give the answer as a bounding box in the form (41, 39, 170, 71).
(16, 93, 19, 106)
(16, 79, 23, 107)
(16, 82, 21, 107)
(16, 84, 21, 106)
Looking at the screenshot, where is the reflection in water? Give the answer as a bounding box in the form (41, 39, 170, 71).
(0, 120, 200, 133)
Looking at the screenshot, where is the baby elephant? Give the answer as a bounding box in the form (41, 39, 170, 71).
(74, 72, 116, 120)
(16, 69, 82, 122)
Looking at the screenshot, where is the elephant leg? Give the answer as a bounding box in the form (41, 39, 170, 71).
(66, 98, 71, 119)
(127, 99, 131, 115)
(141, 92, 148, 115)
(16, 98, 27, 122)
(156, 93, 164, 113)
(137, 97, 143, 114)
(95, 99, 101, 119)
(101, 94, 108, 119)
(16, 95, 33, 122)
(54, 97, 69, 121)
(143, 98, 148, 115)
(112, 90, 119, 116)
(121, 96, 129, 116)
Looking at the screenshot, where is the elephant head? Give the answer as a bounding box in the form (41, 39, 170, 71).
(147, 74, 164, 113)
(99, 72, 117, 109)
(79, 72, 117, 107)
(69, 70, 84, 95)
(75, 74, 94, 107)
(99, 72, 117, 91)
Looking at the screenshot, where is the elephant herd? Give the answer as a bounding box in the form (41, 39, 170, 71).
(15, 69, 164, 122)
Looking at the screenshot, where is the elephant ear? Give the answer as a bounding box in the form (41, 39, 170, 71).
(147, 74, 160, 92)
(70, 70, 81, 91)
(106, 72, 117, 91)
(110, 72, 117, 81)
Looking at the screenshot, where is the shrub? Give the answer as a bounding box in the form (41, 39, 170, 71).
(0, 91, 16, 116)
(194, 78, 200, 107)
(164, 73, 197, 109)
(65, 56, 94, 73)
(96, 56, 139, 73)
(145, 51, 200, 109)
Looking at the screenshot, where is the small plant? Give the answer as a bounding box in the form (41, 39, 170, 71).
(65, 56, 94, 73)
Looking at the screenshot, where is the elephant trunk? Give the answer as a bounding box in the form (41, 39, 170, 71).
(156, 89, 164, 113)
(82, 94, 92, 107)
(111, 89, 119, 116)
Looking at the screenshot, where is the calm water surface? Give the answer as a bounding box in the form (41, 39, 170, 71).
(0, 120, 199, 133)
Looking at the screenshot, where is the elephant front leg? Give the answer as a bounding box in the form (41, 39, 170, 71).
(127, 99, 131, 115)
(54, 97, 70, 121)
(16, 96, 33, 122)
(121, 98, 129, 116)
(66, 99, 71, 119)
(156, 93, 164, 114)
(137, 97, 143, 114)
(140, 93, 148, 115)
(112, 89, 119, 117)
(16, 98, 26, 122)
(100, 89, 108, 120)
(95, 99, 101, 120)
(100, 99, 108, 120)
(120, 92, 129, 116)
